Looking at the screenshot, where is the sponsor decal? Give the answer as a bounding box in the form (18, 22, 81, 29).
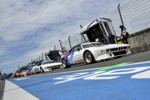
(63, 51, 74, 65)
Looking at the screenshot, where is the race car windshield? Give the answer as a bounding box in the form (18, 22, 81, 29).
(42, 61, 55, 64)
(82, 43, 103, 48)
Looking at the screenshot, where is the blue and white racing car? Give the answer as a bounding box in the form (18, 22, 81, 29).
(61, 42, 131, 68)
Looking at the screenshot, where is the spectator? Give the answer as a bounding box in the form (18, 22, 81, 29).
(120, 25, 129, 44)
(108, 32, 119, 44)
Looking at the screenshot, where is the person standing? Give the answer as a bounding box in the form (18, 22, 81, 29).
(108, 32, 120, 44)
(120, 25, 129, 44)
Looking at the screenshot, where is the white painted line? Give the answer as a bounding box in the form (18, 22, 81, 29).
(14, 77, 29, 80)
(34, 60, 150, 77)
(3, 80, 39, 100)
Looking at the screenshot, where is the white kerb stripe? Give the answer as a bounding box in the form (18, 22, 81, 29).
(3, 80, 39, 100)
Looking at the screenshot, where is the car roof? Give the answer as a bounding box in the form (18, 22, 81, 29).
(73, 42, 100, 47)
(81, 42, 100, 45)
(66, 42, 102, 52)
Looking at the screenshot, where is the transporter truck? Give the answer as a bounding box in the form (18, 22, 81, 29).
(79, 18, 122, 44)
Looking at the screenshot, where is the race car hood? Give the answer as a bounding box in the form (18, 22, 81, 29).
(87, 44, 130, 50)
(103, 44, 130, 49)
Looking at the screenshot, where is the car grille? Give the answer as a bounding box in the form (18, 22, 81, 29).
(122, 47, 127, 49)
(113, 51, 126, 56)
(109, 47, 127, 51)
(110, 48, 118, 51)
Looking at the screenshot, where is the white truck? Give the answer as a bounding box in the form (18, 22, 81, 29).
(79, 18, 117, 44)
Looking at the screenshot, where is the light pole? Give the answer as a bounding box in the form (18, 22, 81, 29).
(54, 45, 56, 50)
(41, 52, 44, 61)
(45, 52, 48, 61)
(68, 36, 72, 48)
(18, 65, 20, 69)
(31, 59, 33, 63)
(118, 4, 124, 26)
(36, 58, 37, 61)
(39, 56, 40, 61)
(59, 40, 63, 53)
(76, 38, 79, 45)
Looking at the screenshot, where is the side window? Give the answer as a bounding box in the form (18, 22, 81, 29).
(70, 48, 74, 53)
(73, 45, 82, 52)
(82, 33, 90, 42)
(104, 22, 111, 33)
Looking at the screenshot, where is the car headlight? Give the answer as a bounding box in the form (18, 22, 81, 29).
(100, 50, 103, 52)
(127, 46, 130, 49)
(100, 49, 106, 52)
(106, 49, 110, 52)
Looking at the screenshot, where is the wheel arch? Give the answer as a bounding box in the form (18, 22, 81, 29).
(61, 58, 71, 68)
(83, 50, 96, 60)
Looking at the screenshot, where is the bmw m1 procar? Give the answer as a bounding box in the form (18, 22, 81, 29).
(61, 42, 131, 68)
(40, 61, 62, 72)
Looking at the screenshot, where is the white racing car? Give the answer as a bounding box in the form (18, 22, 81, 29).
(40, 61, 62, 72)
(61, 42, 131, 68)
(28, 65, 42, 74)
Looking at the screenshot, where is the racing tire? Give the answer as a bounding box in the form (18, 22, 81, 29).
(48, 68, 52, 71)
(61, 59, 71, 68)
(84, 51, 95, 64)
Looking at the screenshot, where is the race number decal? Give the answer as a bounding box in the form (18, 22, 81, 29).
(53, 66, 150, 84)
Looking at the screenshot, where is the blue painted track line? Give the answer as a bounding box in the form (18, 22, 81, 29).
(9, 61, 150, 100)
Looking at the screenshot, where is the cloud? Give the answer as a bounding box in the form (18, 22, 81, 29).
(0, 47, 8, 56)
(0, 61, 11, 66)
(0, 0, 128, 73)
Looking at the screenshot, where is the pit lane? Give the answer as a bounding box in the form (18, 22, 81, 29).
(40, 50, 150, 75)
(1, 51, 150, 100)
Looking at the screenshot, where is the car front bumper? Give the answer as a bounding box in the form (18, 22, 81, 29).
(95, 49, 131, 61)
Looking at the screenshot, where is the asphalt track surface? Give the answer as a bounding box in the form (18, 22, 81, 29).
(1, 51, 150, 100)
(42, 50, 150, 74)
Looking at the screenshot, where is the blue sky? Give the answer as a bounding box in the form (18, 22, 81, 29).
(0, 0, 131, 73)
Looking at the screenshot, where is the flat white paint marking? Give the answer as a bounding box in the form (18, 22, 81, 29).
(14, 77, 29, 80)
(3, 80, 39, 100)
(131, 70, 150, 79)
(53, 65, 150, 84)
(37, 60, 150, 77)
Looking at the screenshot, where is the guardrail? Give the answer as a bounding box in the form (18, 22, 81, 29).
(128, 28, 150, 54)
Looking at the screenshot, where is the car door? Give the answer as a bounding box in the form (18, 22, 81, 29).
(67, 48, 74, 64)
(72, 45, 84, 64)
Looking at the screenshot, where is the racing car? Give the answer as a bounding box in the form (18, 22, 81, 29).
(61, 42, 131, 68)
(39, 61, 62, 72)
